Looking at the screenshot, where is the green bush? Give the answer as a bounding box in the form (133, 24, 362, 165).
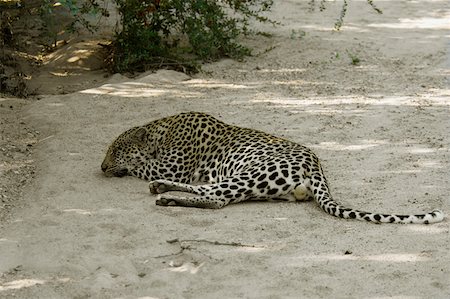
(39, 0, 381, 73)
(110, 0, 274, 73)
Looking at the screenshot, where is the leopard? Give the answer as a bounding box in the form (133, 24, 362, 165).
(101, 111, 444, 224)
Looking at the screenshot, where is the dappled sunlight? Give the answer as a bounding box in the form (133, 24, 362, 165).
(251, 96, 353, 108)
(79, 72, 450, 109)
(68, 152, 82, 157)
(49, 71, 69, 77)
(0, 238, 18, 244)
(369, 15, 450, 30)
(297, 24, 339, 32)
(46, 102, 65, 107)
(63, 208, 92, 216)
(66, 49, 96, 63)
(429, 88, 450, 96)
(416, 89, 450, 104)
(252, 94, 450, 107)
(250, 68, 307, 74)
(0, 277, 70, 292)
(265, 80, 327, 88)
(409, 148, 436, 154)
(288, 253, 430, 264)
(299, 6, 450, 33)
(183, 79, 250, 89)
(81, 82, 202, 98)
(42, 39, 105, 71)
(0, 279, 45, 291)
(414, 159, 443, 169)
(81, 77, 322, 98)
(236, 246, 266, 253)
(315, 140, 388, 151)
(297, 107, 367, 115)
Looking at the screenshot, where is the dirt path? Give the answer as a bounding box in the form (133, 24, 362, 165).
(1, 1, 449, 298)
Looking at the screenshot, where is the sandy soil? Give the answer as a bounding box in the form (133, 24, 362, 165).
(1, 0, 449, 298)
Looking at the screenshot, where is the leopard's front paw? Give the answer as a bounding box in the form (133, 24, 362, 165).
(155, 198, 170, 206)
(149, 180, 169, 194)
(155, 194, 178, 206)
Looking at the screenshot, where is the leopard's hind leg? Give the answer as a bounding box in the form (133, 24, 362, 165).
(155, 193, 225, 209)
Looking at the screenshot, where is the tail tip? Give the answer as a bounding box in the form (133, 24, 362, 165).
(430, 209, 445, 222)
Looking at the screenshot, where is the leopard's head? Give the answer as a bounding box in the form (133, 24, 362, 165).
(101, 127, 151, 177)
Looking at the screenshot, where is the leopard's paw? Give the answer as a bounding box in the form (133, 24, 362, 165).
(155, 194, 179, 206)
(155, 198, 170, 206)
(149, 180, 169, 194)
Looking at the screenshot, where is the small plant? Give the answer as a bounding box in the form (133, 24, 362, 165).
(347, 51, 360, 65)
(367, 0, 383, 14)
(334, 0, 348, 31)
(310, 0, 382, 30)
(290, 29, 306, 40)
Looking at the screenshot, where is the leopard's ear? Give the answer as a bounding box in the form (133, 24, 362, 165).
(131, 127, 147, 144)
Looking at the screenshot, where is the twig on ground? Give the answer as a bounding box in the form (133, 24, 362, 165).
(152, 238, 261, 258)
(168, 238, 260, 247)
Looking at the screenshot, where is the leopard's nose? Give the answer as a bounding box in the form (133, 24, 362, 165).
(101, 162, 107, 172)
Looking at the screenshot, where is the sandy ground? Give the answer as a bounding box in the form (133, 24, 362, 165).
(1, 0, 450, 298)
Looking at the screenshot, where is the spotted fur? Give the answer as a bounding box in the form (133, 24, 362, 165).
(101, 112, 444, 224)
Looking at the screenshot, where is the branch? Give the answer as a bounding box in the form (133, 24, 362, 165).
(152, 238, 262, 258)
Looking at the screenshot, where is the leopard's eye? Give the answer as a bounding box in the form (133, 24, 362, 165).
(111, 144, 122, 155)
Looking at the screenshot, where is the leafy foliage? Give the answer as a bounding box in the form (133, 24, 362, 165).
(110, 0, 274, 73)
(38, 0, 382, 73)
(40, 0, 109, 46)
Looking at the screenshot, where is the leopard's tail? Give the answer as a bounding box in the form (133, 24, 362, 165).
(309, 175, 444, 224)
